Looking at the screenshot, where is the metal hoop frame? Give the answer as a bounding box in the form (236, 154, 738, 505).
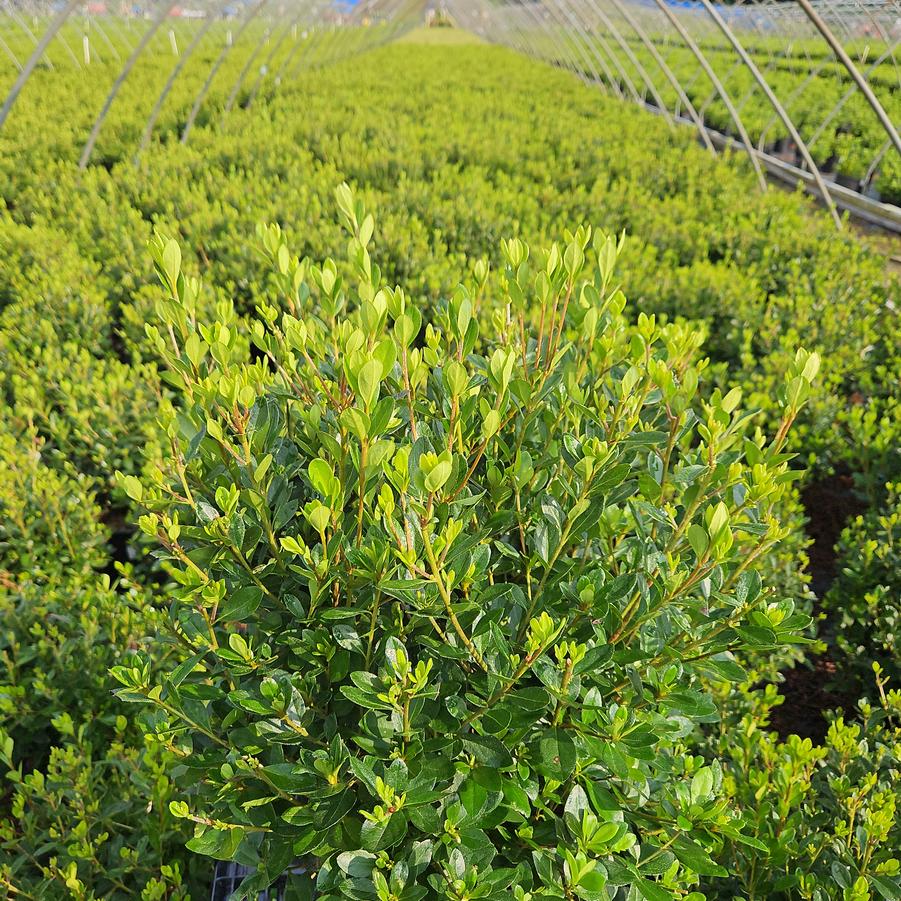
(0, 0, 899, 228)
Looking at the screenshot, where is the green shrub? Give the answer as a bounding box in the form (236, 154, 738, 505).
(0, 726, 192, 901)
(0, 426, 197, 897)
(114, 189, 819, 898)
(839, 354, 901, 501)
(824, 483, 901, 678)
(0, 427, 106, 579)
(0, 33, 896, 901)
(0, 336, 164, 485)
(0, 218, 112, 349)
(0, 427, 108, 749)
(709, 673, 901, 900)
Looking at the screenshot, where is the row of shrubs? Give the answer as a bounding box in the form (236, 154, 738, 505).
(0, 38, 899, 898)
(4, 15, 898, 199)
(522, 27, 901, 202)
(0, 20, 397, 176)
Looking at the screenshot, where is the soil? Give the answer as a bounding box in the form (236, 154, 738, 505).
(766, 472, 868, 742)
(799, 472, 867, 600)
(769, 655, 858, 743)
(101, 505, 131, 556)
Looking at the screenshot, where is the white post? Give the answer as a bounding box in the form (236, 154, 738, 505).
(169, 28, 178, 55)
(226, 29, 232, 46)
(83, 33, 90, 65)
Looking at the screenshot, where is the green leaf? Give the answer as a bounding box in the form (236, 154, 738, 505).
(166, 653, 205, 688)
(871, 875, 901, 901)
(461, 734, 513, 769)
(482, 410, 501, 441)
(186, 826, 243, 861)
(636, 879, 675, 901)
(687, 523, 708, 559)
(458, 776, 488, 820)
(564, 785, 589, 819)
(218, 586, 263, 622)
(424, 455, 453, 493)
(308, 458, 336, 498)
(314, 788, 355, 830)
(361, 813, 407, 851)
(671, 838, 728, 877)
(357, 358, 382, 411)
(122, 475, 143, 502)
(536, 728, 576, 781)
(339, 685, 391, 710)
(502, 780, 531, 818)
(690, 767, 715, 803)
(337, 850, 377, 878)
(576, 867, 607, 894)
(162, 238, 181, 287)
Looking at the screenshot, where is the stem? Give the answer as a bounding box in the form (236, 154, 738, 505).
(547, 280, 575, 371)
(229, 544, 279, 606)
(552, 658, 574, 725)
(356, 439, 368, 547)
(421, 526, 487, 672)
(461, 650, 540, 729)
(402, 695, 412, 748)
(401, 346, 419, 440)
(518, 479, 592, 640)
(364, 589, 382, 669)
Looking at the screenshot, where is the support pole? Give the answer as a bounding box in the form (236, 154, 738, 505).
(0, 0, 80, 133)
(793, 0, 901, 160)
(650, 0, 768, 190)
(696, 0, 841, 227)
(79, 0, 179, 169)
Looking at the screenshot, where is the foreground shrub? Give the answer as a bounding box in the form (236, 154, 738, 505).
(113, 188, 819, 899)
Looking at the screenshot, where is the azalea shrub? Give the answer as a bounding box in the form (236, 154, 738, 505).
(113, 188, 820, 899)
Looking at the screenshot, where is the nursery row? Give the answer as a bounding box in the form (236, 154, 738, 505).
(515, 25, 901, 202)
(0, 18, 398, 169)
(1, 37, 900, 900)
(1, 11, 900, 201)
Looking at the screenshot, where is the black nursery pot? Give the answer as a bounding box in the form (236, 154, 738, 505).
(211, 861, 317, 901)
(211, 863, 282, 901)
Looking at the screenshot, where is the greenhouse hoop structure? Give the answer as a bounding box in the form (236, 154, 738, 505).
(1, 0, 900, 230)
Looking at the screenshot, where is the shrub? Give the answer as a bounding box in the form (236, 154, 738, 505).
(0, 727, 192, 900)
(709, 673, 901, 899)
(0, 335, 164, 485)
(0, 426, 197, 897)
(0, 427, 108, 751)
(0, 219, 111, 349)
(824, 483, 901, 679)
(114, 188, 819, 899)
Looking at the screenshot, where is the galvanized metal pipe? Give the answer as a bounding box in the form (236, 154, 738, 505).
(138, 4, 226, 158)
(79, 0, 180, 169)
(604, 0, 716, 152)
(0, 0, 79, 133)
(181, 0, 269, 144)
(794, 0, 901, 160)
(648, 0, 768, 190)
